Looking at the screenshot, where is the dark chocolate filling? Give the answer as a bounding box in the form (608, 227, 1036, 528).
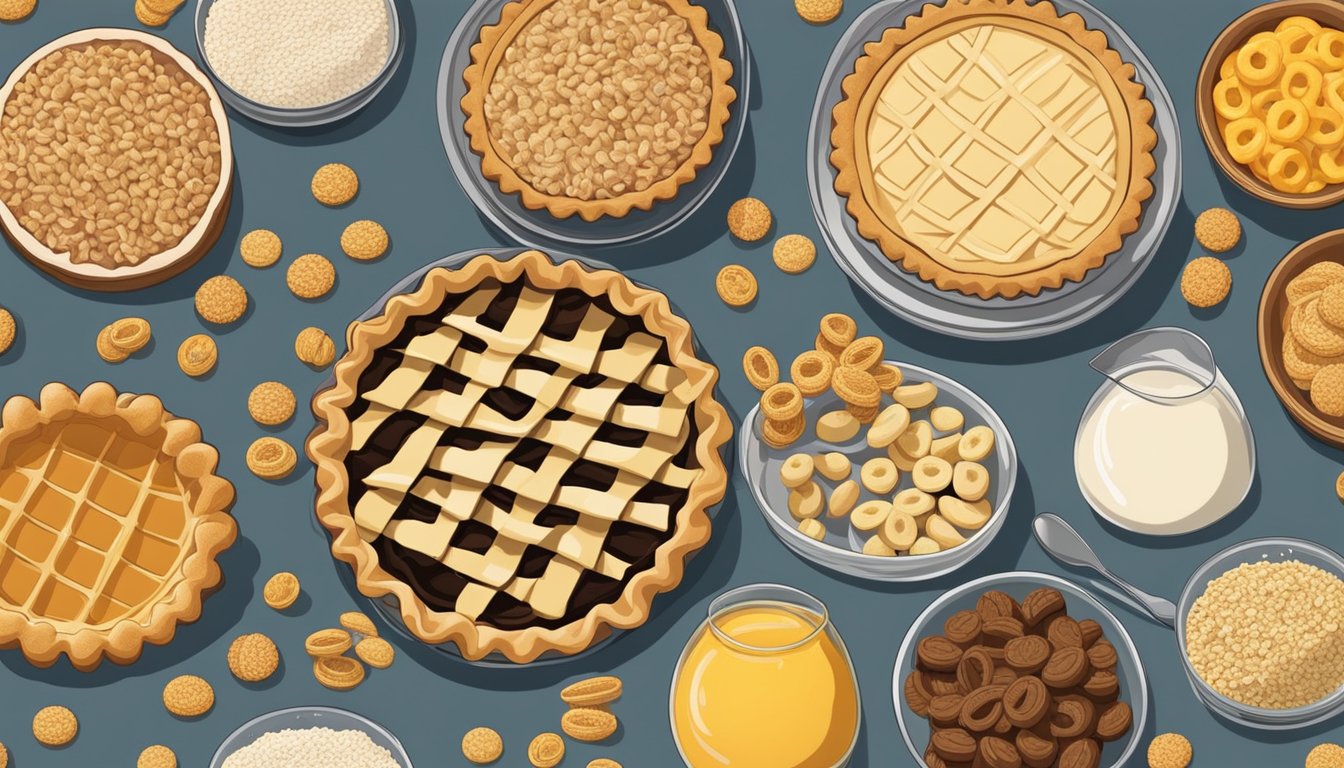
(344, 277, 700, 630)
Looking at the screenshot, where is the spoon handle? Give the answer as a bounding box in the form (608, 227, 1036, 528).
(1033, 514, 1178, 629)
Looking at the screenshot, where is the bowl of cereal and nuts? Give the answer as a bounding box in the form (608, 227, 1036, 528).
(194, 0, 404, 127)
(0, 29, 233, 291)
(1177, 537, 1344, 729)
(740, 313, 1016, 581)
(210, 706, 412, 767)
(892, 572, 1148, 768)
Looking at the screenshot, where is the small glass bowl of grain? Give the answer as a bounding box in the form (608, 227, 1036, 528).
(210, 706, 413, 767)
(1176, 537, 1344, 730)
(193, 0, 405, 128)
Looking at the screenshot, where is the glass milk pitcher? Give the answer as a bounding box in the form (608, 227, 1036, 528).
(1073, 327, 1255, 535)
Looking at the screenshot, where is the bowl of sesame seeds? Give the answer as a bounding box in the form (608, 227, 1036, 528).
(193, 0, 404, 127)
(210, 706, 413, 768)
(1177, 537, 1344, 730)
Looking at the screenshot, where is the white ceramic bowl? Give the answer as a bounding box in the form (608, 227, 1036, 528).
(742, 361, 1016, 581)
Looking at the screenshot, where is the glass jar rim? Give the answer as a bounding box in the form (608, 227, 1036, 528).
(705, 583, 830, 654)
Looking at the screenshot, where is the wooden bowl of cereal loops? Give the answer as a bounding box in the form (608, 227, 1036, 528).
(1196, 1, 1344, 208)
(1176, 537, 1344, 729)
(0, 29, 233, 291)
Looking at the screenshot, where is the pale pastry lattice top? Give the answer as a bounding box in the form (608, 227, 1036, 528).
(0, 418, 192, 629)
(867, 24, 1123, 273)
(346, 279, 701, 626)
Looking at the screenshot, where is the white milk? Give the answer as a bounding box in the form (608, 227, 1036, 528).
(1074, 368, 1253, 535)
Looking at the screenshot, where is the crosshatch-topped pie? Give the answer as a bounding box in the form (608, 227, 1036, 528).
(831, 0, 1157, 299)
(308, 251, 731, 662)
(461, 0, 737, 221)
(0, 382, 236, 670)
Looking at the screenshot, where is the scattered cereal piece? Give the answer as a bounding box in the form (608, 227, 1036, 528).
(32, 705, 77, 747)
(227, 633, 280, 682)
(0, 0, 35, 22)
(742, 346, 779, 391)
(1180, 257, 1231, 308)
(109, 317, 152, 353)
(1146, 733, 1192, 768)
(795, 0, 842, 24)
(1337, 471, 1344, 503)
(715, 264, 757, 307)
(196, 276, 248, 324)
(305, 629, 353, 658)
(163, 675, 214, 718)
(312, 163, 359, 206)
(263, 572, 300, 610)
(340, 611, 378, 637)
(295, 327, 336, 368)
(772, 234, 817, 274)
(462, 727, 503, 765)
(248, 381, 296, 425)
(561, 676, 623, 707)
(726, 197, 771, 241)
(0, 307, 15, 356)
(177, 334, 218, 377)
(240, 229, 282, 268)
(312, 655, 365, 690)
(791, 350, 835, 398)
(528, 733, 565, 768)
(246, 436, 297, 480)
(1308, 743, 1344, 768)
(1194, 207, 1241, 253)
(287, 253, 337, 299)
(96, 325, 129, 363)
(0, 741, 6, 768)
(138, 744, 177, 768)
(340, 220, 389, 261)
(134, 0, 173, 27)
(1313, 365, 1344, 417)
(561, 708, 618, 742)
(355, 636, 395, 669)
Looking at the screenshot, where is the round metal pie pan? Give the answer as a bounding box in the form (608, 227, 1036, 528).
(437, 0, 751, 250)
(807, 0, 1182, 340)
(309, 247, 729, 667)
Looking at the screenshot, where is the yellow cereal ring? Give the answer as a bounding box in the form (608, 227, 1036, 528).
(1320, 30, 1344, 69)
(1305, 178, 1328, 193)
(1326, 72, 1344, 117)
(1308, 105, 1344, 146)
(1224, 117, 1268, 164)
(1251, 140, 1283, 179)
(1267, 98, 1310, 142)
(1213, 77, 1251, 121)
(1268, 146, 1312, 192)
(1278, 15, 1323, 36)
(1236, 36, 1284, 87)
(1251, 87, 1284, 120)
(1220, 52, 1237, 80)
(1277, 24, 1318, 60)
(1281, 61, 1323, 105)
(1319, 147, 1344, 183)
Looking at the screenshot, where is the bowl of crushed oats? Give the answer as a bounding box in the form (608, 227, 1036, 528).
(210, 706, 412, 768)
(1177, 537, 1344, 730)
(0, 29, 233, 291)
(194, 0, 404, 127)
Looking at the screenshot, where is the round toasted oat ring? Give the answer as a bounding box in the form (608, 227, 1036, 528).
(761, 383, 804, 421)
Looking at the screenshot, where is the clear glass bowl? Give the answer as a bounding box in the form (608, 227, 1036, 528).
(209, 706, 413, 767)
(892, 572, 1148, 767)
(193, 0, 405, 127)
(1176, 537, 1344, 730)
(741, 363, 1017, 582)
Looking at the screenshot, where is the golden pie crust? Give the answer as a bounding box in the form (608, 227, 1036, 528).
(0, 382, 236, 670)
(461, 0, 737, 221)
(308, 251, 732, 662)
(830, 0, 1157, 299)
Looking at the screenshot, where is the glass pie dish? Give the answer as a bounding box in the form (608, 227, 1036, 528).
(892, 571, 1148, 768)
(210, 707, 413, 767)
(741, 362, 1016, 582)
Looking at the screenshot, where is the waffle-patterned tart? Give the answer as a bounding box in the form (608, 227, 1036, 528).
(830, 0, 1157, 299)
(0, 382, 236, 670)
(308, 251, 731, 662)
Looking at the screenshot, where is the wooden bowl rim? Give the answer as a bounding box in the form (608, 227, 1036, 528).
(0, 27, 234, 285)
(1257, 227, 1344, 448)
(1195, 0, 1344, 210)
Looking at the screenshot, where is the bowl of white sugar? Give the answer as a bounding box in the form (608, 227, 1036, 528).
(194, 0, 404, 127)
(210, 707, 413, 767)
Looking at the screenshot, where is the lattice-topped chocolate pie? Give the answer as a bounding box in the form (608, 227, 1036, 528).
(308, 251, 730, 662)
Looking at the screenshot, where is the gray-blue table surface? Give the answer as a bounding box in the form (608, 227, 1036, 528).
(0, 0, 1337, 765)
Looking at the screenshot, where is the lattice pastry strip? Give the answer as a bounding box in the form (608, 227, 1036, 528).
(527, 303, 616, 374)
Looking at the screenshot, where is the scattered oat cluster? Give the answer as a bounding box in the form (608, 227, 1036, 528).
(1185, 559, 1344, 709)
(220, 727, 399, 768)
(202, 0, 390, 109)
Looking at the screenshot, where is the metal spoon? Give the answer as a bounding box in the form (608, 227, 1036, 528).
(1032, 513, 1177, 628)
